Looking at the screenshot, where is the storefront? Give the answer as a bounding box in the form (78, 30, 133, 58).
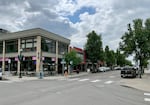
(0, 28, 70, 76)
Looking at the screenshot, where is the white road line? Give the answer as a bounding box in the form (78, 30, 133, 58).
(144, 98, 150, 102)
(0, 81, 14, 83)
(144, 93, 150, 96)
(67, 78, 80, 81)
(104, 81, 114, 84)
(58, 78, 66, 80)
(109, 76, 115, 78)
(79, 79, 89, 82)
(90, 80, 101, 83)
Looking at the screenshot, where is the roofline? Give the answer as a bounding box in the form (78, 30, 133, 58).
(0, 28, 70, 44)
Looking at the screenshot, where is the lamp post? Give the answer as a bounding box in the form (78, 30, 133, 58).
(18, 49, 23, 78)
(137, 48, 142, 78)
(61, 52, 66, 75)
(8, 59, 11, 75)
(70, 61, 73, 74)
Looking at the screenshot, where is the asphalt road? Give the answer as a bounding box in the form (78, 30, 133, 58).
(0, 70, 149, 105)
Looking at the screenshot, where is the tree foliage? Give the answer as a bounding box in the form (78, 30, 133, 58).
(104, 46, 116, 66)
(85, 30, 103, 63)
(64, 50, 81, 67)
(120, 18, 150, 70)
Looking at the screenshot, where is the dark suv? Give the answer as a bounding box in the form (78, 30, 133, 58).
(121, 66, 137, 78)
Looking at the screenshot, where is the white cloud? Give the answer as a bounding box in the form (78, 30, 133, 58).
(0, 0, 150, 55)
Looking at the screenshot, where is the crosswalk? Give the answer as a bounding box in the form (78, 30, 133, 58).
(144, 93, 150, 102)
(0, 80, 24, 83)
(58, 78, 115, 85)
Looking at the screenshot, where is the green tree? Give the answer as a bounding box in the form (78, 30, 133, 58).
(120, 18, 150, 73)
(64, 50, 81, 67)
(104, 46, 116, 67)
(85, 31, 103, 66)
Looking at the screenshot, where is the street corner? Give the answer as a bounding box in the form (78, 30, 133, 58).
(68, 72, 89, 78)
(119, 77, 150, 92)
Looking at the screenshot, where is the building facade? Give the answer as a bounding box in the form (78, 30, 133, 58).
(69, 47, 86, 71)
(0, 28, 70, 75)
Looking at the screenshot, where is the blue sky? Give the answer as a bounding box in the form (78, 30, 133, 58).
(67, 6, 96, 23)
(0, 0, 150, 56)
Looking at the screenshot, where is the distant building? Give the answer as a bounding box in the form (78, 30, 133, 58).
(0, 28, 70, 75)
(69, 47, 86, 71)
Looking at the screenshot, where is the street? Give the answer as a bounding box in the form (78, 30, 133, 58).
(0, 71, 149, 105)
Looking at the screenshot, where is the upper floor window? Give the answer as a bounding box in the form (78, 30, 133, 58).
(5, 40, 18, 53)
(41, 38, 56, 53)
(58, 42, 68, 54)
(21, 37, 37, 52)
(0, 41, 2, 54)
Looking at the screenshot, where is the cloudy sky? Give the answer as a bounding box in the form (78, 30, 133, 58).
(0, 0, 150, 51)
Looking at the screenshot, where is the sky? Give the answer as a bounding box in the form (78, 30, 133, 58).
(0, 0, 150, 52)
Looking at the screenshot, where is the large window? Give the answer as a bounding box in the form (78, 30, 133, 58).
(0, 41, 2, 53)
(5, 40, 18, 53)
(58, 42, 68, 54)
(41, 38, 56, 53)
(21, 37, 37, 52)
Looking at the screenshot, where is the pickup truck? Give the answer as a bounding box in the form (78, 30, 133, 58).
(121, 67, 137, 78)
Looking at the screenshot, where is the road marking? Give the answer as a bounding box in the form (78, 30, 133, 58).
(0, 81, 14, 83)
(144, 98, 150, 102)
(109, 76, 115, 78)
(90, 80, 101, 83)
(144, 93, 150, 96)
(79, 79, 89, 82)
(67, 78, 80, 81)
(104, 80, 114, 84)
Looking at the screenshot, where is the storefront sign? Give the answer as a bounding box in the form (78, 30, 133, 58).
(15, 57, 18, 61)
(32, 56, 36, 60)
(52, 57, 56, 61)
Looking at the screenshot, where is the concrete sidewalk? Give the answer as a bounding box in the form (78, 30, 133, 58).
(2, 72, 89, 81)
(120, 70, 150, 92)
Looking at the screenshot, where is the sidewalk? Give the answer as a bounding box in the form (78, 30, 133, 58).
(2, 72, 89, 81)
(120, 70, 150, 92)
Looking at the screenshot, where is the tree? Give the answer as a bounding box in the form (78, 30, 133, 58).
(120, 18, 150, 73)
(104, 46, 116, 67)
(64, 50, 81, 67)
(84, 31, 103, 68)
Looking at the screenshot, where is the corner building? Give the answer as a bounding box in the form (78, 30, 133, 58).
(0, 28, 70, 75)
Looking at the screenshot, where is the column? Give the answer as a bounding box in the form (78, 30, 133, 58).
(55, 41, 58, 72)
(17, 38, 21, 74)
(36, 36, 41, 73)
(2, 41, 5, 73)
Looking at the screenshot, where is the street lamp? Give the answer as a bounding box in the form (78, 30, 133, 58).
(61, 52, 66, 75)
(137, 48, 142, 78)
(18, 49, 23, 78)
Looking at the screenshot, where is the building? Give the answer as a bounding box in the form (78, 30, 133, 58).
(69, 47, 86, 71)
(0, 28, 70, 76)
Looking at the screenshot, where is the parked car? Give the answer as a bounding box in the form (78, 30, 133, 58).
(98, 67, 110, 72)
(73, 69, 80, 74)
(0, 68, 2, 80)
(114, 66, 121, 70)
(120, 66, 136, 78)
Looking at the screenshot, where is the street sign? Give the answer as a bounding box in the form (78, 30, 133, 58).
(61, 61, 66, 64)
